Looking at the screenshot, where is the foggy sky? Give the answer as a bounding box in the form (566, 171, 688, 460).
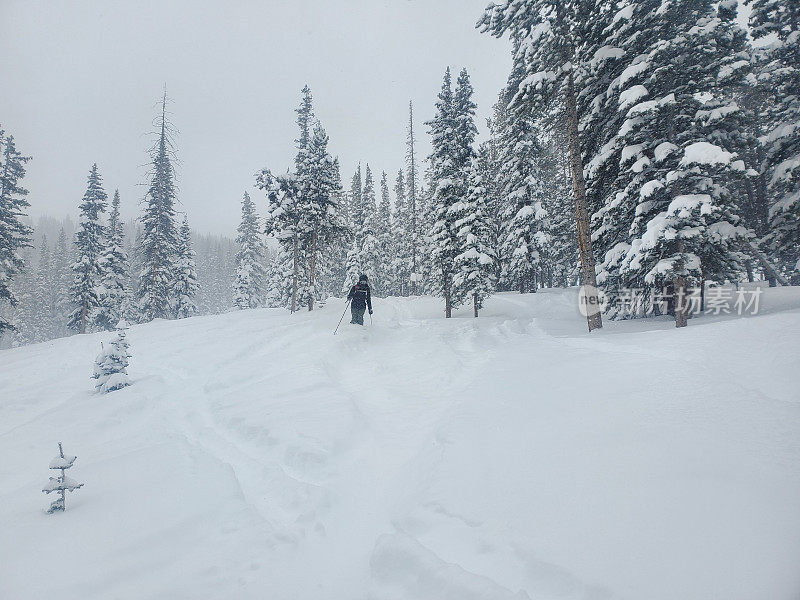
(0, 0, 511, 236)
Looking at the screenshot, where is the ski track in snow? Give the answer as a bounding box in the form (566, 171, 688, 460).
(1, 288, 800, 600)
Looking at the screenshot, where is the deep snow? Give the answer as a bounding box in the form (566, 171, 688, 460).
(1, 287, 799, 599)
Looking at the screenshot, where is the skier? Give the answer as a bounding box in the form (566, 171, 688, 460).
(347, 274, 373, 325)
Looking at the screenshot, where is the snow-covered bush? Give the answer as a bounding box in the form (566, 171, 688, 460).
(92, 320, 131, 393)
(42, 442, 83, 513)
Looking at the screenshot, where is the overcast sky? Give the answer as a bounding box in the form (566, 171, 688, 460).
(0, 0, 511, 236)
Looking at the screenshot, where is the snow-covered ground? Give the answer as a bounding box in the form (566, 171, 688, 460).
(1, 287, 799, 600)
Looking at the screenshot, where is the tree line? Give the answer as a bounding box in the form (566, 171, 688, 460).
(2, 0, 798, 340)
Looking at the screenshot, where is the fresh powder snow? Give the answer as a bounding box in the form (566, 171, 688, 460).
(1, 289, 799, 599)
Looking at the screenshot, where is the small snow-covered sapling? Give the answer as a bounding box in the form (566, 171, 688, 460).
(92, 320, 131, 393)
(42, 442, 84, 513)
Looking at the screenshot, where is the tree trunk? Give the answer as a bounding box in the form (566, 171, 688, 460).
(291, 232, 298, 313)
(473, 292, 478, 318)
(674, 276, 689, 328)
(565, 68, 602, 331)
(307, 230, 317, 311)
(81, 301, 87, 335)
(444, 272, 452, 318)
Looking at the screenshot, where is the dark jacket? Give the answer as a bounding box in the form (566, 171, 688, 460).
(347, 283, 372, 312)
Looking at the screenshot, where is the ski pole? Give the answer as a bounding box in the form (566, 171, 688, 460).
(333, 299, 351, 335)
(369, 311, 373, 326)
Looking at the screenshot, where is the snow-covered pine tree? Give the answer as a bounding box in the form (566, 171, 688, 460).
(9, 264, 36, 346)
(259, 171, 306, 311)
(391, 169, 411, 296)
(53, 227, 72, 335)
(173, 216, 199, 319)
(33, 236, 55, 341)
(453, 164, 496, 316)
(92, 320, 131, 393)
(426, 67, 476, 317)
(480, 0, 604, 331)
(747, 0, 800, 279)
(405, 102, 424, 295)
(265, 245, 296, 308)
(0, 128, 33, 334)
(606, 0, 749, 327)
(96, 190, 130, 330)
(358, 164, 382, 292)
(68, 164, 107, 334)
(42, 442, 84, 513)
(539, 136, 579, 287)
(376, 171, 393, 294)
(497, 49, 551, 294)
(480, 96, 512, 288)
(234, 191, 267, 309)
(138, 92, 179, 322)
(342, 165, 364, 292)
(299, 122, 347, 309)
(325, 158, 350, 297)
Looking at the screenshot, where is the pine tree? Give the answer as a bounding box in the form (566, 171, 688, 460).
(605, 1, 749, 326)
(96, 190, 130, 330)
(747, 0, 800, 278)
(497, 52, 551, 293)
(406, 101, 423, 294)
(342, 165, 364, 292)
(173, 216, 199, 319)
(53, 227, 72, 335)
(358, 165, 382, 292)
(299, 123, 347, 309)
(234, 191, 267, 309)
(138, 91, 179, 322)
(391, 169, 412, 296)
(377, 171, 393, 294)
(0, 128, 32, 334)
(426, 68, 477, 317)
(480, 0, 604, 331)
(68, 164, 107, 334)
(34, 235, 55, 341)
(260, 172, 305, 311)
(259, 87, 347, 310)
(92, 321, 131, 393)
(453, 165, 496, 316)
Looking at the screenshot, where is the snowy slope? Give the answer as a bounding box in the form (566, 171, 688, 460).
(1, 288, 799, 600)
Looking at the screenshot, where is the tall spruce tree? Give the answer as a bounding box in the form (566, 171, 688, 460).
(138, 91, 179, 321)
(96, 190, 130, 330)
(480, 0, 605, 330)
(426, 68, 477, 317)
(391, 169, 412, 296)
(377, 171, 393, 293)
(453, 164, 496, 316)
(0, 128, 33, 334)
(234, 191, 267, 309)
(69, 164, 107, 334)
(604, 1, 749, 327)
(299, 123, 347, 309)
(53, 227, 72, 335)
(173, 216, 199, 319)
(358, 164, 382, 293)
(34, 235, 55, 341)
(497, 49, 551, 293)
(342, 165, 364, 291)
(747, 0, 800, 279)
(406, 102, 422, 294)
